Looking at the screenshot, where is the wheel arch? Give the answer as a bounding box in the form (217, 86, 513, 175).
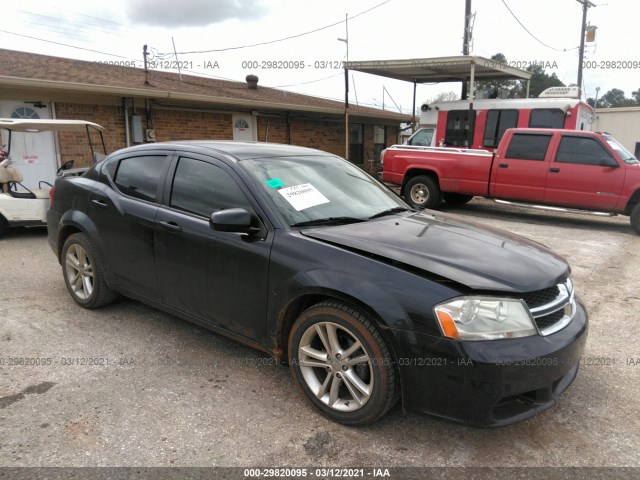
(400, 168, 441, 196)
(624, 188, 640, 215)
(55, 212, 112, 286)
(56, 211, 99, 258)
(271, 283, 408, 368)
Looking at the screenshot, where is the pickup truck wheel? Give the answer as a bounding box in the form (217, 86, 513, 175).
(631, 203, 640, 234)
(288, 301, 398, 425)
(404, 176, 441, 209)
(62, 233, 117, 309)
(443, 193, 474, 206)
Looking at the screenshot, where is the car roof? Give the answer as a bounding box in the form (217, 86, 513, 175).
(114, 141, 338, 161)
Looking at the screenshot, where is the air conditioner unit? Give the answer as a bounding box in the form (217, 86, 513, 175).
(538, 86, 580, 99)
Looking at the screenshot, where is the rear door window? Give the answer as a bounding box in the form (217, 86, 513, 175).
(113, 155, 169, 202)
(504, 133, 552, 161)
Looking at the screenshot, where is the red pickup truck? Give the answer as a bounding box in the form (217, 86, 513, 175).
(381, 128, 640, 233)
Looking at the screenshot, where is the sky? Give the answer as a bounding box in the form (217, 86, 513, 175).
(1, 0, 637, 115)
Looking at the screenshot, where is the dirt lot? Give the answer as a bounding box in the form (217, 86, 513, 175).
(0, 198, 639, 477)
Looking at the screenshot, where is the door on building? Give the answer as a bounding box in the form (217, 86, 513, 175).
(349, 123, 364, 164)
(232, 114, 257, 142)
(0, 101, 57, 189)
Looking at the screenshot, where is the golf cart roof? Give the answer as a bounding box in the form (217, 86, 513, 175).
(0, 118, 105, 132)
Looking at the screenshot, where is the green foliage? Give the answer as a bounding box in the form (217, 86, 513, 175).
(472, 53, 518, 98)
(470, 53, 564, 99)
(586, 88, 639, 108)
(517, 64, 565, 98)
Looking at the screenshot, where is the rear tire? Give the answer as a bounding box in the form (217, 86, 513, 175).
(443, 193, 474, 206)
(61, 233, 117, 308)
(404, 175, 442, 209)
(288, 301, 398, 425)
(631, 203, 640, 234)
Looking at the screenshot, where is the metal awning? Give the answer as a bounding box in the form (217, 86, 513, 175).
(342, 56, 533, 148)
(344, 55, 531, 84)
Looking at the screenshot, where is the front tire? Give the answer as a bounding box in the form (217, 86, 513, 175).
(62, 233, 117, 308)
(404, 175, 441, 209)
(631, 203, 640, 234)
(288, 301, 398, 425)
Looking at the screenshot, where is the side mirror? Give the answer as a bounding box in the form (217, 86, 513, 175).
(209, 208, 261, 235)
(57, 160, 74, 174)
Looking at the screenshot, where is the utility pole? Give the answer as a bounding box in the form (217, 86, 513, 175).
(576, 0, 595, 99)
(461, 0, 472, 99)
(339, 14, 349, 160)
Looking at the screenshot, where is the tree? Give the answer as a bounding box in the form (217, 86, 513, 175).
(587, 88, 638, 108)
(470, 54, 565, 99)
(632, 88, 640, 104)
(472, 53, 518, 98)
(426, 91, 460, 104)
(516, 64, 565, 98)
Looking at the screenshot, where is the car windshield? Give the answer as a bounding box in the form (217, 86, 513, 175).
(239, 155, 408, 227)
(604, 135, 638, 164)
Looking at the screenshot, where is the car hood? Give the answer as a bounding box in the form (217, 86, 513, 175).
(300, 211, 570, 292)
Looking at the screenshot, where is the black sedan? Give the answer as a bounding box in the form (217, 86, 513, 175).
(47, 141, 588, 427)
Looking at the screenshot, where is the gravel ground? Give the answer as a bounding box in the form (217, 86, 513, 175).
(0, 198, 638, 478)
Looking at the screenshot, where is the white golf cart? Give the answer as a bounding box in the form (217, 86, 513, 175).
(0, 119, 106, 236)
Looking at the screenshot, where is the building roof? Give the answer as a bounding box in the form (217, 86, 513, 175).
(0, 49, 409, 123)
(595, 106, 640, 114)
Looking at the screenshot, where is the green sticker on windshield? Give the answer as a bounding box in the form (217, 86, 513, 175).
(266, 178, 284, 189)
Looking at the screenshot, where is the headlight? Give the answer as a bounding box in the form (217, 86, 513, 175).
(434, 297, 537, 341)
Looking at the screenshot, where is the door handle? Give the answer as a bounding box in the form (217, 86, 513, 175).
(549, 168, 560, 173)
(158, 220, 182, 232)
(499, 163, 509, 168)
(91, 199, 109, 209)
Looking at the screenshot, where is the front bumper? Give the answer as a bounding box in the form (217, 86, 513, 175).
(393, 297, 588, 427)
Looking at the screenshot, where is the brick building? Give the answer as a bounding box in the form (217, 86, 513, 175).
(0, 49, 408, 188)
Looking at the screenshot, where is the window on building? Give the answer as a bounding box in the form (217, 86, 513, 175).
(10, 106, 40, 119)
(504, 133, 552, 161)
(555, 136, 615, 166)
(170, 157, 251, 217)
(373, 125, 386, 162)
(349, 123, 364, 164)
(445, 110, 476, 147)
(529, 109, 565, 129)
(114, 155, 168, 202)
(483, 109, 519, 147)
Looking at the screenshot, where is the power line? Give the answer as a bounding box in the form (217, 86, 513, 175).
(165, 0, 392, 55)
(0, 29, 134, 60)
(499, 0, 574, 52)
(19, 10, 128, 37)
(272, 73, 343, 88)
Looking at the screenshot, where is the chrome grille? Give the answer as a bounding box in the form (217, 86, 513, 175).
(521, 286, 560, 309)
(521, 280, 575, 336)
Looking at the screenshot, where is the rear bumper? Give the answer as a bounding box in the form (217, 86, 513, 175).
(393, 297, 588, 427)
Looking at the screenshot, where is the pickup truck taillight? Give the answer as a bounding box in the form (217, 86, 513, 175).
(49, 187, 55, 204)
